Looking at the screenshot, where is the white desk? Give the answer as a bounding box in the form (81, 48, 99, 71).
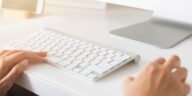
(0, 5, 191, 96)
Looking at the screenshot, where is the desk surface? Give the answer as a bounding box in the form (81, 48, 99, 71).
(0, 5, 191, 96)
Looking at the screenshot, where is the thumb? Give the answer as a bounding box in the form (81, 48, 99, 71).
(1, 59, 29, 84)
(30, 51, 47, 57)
(0, 59, 29, 95)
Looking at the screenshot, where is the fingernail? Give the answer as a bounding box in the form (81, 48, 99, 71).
(41, 52, 48, 57)
(44, 52, 48, 56)
(39, 57, 46, 62)
(157, 57, 166, 64)
(171, 55, 181, 67)
(174, 55, 180, 62)
(43, 58, 47, 62)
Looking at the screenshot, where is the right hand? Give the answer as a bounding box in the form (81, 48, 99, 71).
(123, 55, 190, 96)
(0, 50, 47, 96)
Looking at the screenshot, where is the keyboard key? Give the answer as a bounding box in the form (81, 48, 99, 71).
(87, 65, 107, 75)
(58, 60, 71, 66)
(109, 60, 122, 67)
(80, 69, 92, 76)
(66, 64, 78, 70)
(73, 67, 83, 73)
(88, 72, 98, 79)
(98, 63, 113, 70)
(46, 55, 62, 64)
(79, 62, 90, 68)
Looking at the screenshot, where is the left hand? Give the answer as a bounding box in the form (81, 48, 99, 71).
(0, 50, 47, 96)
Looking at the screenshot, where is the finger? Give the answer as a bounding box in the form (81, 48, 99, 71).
(0, 51, 45, 80)
(1, 59, 28, 83)
(155, 57, 166, 64)
(0, 50, 9, 56)
(25, 52, 46, 63)
(12, 50, 47, 57)
(24, 51, 47, 62)
(144, 58, 165, 71)
(181, 83, 190, 96)
(2, 51, 26, 67)
(0, 50, 18, 57)
(0, 52, 27, 79)
(1, 50, 47, 57)
(172, 67, 188, 82)
(19, 50, 47, 57)
(28, 51, 47, 57)
(3, 51, 46, 68)
(147, 57, 166, 67)
(163, 55, 180, 71)
(0, 59, 28, 92)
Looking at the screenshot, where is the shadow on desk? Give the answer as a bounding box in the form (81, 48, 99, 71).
(7, 84, 38, 96)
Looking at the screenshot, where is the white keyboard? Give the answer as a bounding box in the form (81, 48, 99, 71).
(4, 28, 140, 81)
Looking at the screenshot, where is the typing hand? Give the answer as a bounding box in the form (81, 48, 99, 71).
(0, 50, 47, 96)
(123, 55, 190, 96)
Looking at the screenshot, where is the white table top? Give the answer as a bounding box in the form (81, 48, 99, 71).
(0, 5, 191, 96)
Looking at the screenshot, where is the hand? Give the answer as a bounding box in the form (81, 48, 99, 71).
(124, 55, 190, 96)
(0, 50, 47, 96)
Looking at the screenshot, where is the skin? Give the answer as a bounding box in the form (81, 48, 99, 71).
(0, 50, 47, 96)
(0, 50, 190, 96)
(124, 55, 190, 96)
